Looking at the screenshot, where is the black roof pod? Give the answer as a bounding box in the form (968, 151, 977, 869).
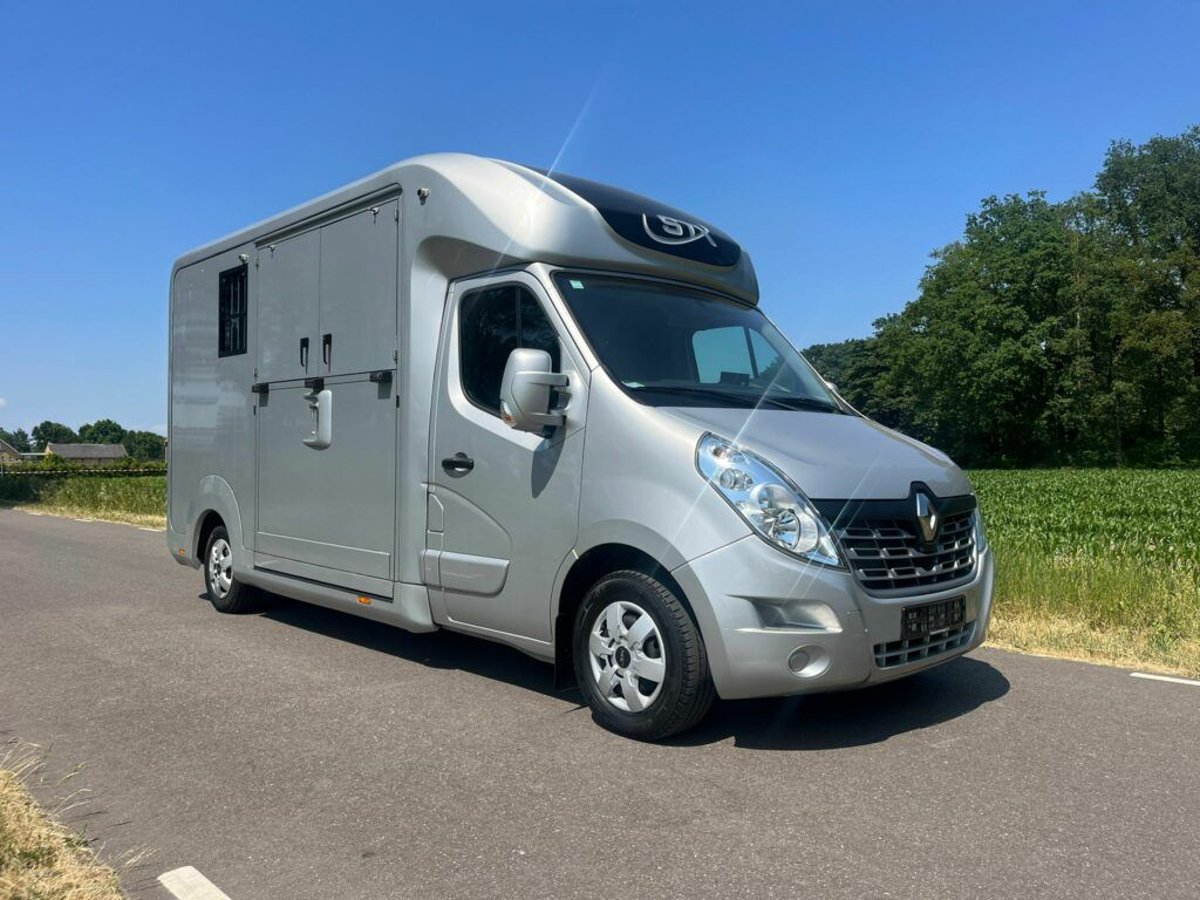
(529, 168, 742, 268)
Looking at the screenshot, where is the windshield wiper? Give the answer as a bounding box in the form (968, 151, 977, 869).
(626, 385, 751, 406)
(627, 384, 844, 413)
(757, 394, 844, 413)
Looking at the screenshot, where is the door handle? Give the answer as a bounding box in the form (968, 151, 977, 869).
(303, 388, 333, 450)
(441, 452, 474, 476)
(300, 337, 309, 370)
(322, 333, 332, 369)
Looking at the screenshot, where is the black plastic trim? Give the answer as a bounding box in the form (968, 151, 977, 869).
(810, 486, 976, 528)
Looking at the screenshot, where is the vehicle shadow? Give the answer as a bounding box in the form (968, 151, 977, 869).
(251, 593, 1010, 751)
(252, 593, 564, 698)
(672, 656, 1011, 751)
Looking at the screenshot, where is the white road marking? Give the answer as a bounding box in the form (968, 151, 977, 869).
(1130, 672, 1200, 687)
(158, 866, 232, 900)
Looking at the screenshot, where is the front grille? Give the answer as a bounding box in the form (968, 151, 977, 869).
(874, 621, 974, 669)
(837, 509, 975, 592)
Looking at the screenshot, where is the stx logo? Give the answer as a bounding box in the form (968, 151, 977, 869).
(642, 213, 718, 248)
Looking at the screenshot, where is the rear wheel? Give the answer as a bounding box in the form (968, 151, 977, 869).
(203, 526, 258, 613)
(573, 570, 714, 740)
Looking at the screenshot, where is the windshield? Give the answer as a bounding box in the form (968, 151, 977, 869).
(553, 273, 844, 412)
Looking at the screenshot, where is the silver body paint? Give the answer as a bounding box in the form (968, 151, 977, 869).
(168, 153, 993, 700)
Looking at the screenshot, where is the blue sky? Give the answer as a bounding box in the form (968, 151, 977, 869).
(2, 0, 1198, 434)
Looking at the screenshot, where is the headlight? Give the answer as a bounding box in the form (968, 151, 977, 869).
(973, 505, 988, 553)
(696, 433, 841, 567)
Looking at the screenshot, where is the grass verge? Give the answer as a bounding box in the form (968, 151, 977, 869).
(987, 611, 1200, 676)
(0, 745, 128, 900)
(0, 476, 166, 529)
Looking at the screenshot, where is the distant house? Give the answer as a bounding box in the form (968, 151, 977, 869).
(0, 438, 20, 460)
(46, 442, 129, 466)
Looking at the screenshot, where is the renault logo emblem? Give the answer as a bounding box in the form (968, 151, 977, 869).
(915, 492, 939, 543)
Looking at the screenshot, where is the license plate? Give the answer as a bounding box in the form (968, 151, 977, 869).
(901, 596, 966, 641)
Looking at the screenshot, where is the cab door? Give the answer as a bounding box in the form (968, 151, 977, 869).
(426, 272, 588, 643)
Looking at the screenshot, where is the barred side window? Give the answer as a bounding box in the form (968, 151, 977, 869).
(218, 264, 248, 357)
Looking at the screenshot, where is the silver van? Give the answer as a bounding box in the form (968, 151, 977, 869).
(167, 154, 994, 739)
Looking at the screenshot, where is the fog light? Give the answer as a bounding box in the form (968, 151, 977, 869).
(787, 645, 831, 678)
(787, 648, 810, 673)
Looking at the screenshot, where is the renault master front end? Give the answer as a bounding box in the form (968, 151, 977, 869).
(541, 270, 994, 738)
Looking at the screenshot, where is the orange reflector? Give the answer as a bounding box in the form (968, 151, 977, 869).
(177, 548, 186, 556)
(357, 595, 372, 605)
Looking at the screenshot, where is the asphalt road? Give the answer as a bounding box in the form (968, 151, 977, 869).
(1, 509, 1197, 900)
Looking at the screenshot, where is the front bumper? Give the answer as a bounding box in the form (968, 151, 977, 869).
(671, 535, 995, 700)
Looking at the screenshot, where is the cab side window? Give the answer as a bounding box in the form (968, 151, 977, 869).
(459, 285, 560, 415)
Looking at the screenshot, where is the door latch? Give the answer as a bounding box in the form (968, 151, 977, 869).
(303, 388, 333, 450)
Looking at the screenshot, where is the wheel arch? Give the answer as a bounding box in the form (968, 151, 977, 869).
(553, 542, 699, 691)
(185, 475, 247, 570)
(194, 510, 225, 562)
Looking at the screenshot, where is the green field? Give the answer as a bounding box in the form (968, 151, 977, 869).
(971, 469, 1200, 676)
(2, 469, 1197, 675)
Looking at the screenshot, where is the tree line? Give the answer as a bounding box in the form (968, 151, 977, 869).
(802, 126, 1200, 468)
(0, 419, 166, 462)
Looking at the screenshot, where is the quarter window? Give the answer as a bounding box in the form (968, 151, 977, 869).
(218, 264, 248, 357)
(459, 285, 560, 415)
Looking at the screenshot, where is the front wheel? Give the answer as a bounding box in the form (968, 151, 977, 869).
(573, 570, 714, 740)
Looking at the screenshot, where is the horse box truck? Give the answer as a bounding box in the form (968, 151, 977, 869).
(168, 154, 994, 739)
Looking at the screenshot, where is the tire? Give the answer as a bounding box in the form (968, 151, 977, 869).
(203, 525, 258, 613)
(573, 569, 715, 740)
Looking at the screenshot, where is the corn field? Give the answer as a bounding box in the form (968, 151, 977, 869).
(971, 469, 1200, 674)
